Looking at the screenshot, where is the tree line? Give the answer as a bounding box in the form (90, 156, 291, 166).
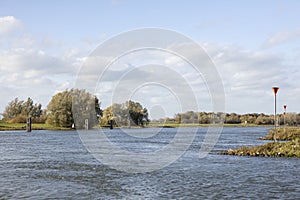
(153, 111, 300, 126)
(2, 89, 149, 129)
(2, 89, 300, 128)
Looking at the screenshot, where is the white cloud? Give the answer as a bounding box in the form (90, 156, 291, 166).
(203, 42, 299, 113)
(0, 48, 75, 75)
(263, 30, 300, 48)
(0, 16, 22, 36)
(82, 40, 300, 115)
(0, 16, 299, 116)
(0, 15, 81, 112)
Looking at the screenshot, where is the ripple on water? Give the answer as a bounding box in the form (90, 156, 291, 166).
(0, 128, 299, 199)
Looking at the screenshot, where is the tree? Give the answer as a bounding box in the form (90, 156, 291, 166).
(3, 98, 24, 121)
(100, 100, 149, 127)
(22, 97, 42, 117)
(285, 113, 300, 126)
(72, 89, 102, 129)
(100, 104, 115, 126)
(240, 113, 257, 124)
(3, 97, 43, 123)
(46, 89, 102, 128)
(125, 100, 149, 126)
(225, 113, 241, 124)
(46, 90, 73, 127)
(198, 112, 210, 124)
(175, 113, 181, 124)
(255, 113, 273, 125)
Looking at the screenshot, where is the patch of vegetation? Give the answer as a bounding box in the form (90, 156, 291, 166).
(0, 122, 71, 131)
(47, 89, 102, 129)
(154, 111, 300, 126)
(223, 139, 300, 158)
(260, 127, 300, 141)
(223, 127, 300, 158)
(2, 97, 45, 123)
(0, 122, 25, 130)
(100, 100, 149, 127)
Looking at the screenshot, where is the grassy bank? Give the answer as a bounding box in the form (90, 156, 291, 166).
(260, 127, 300, 141)
(0, 122, 72, 131)
(0, 121, 270, 131)
(224, 139, 300, 157)
(223, 127, 300, 158)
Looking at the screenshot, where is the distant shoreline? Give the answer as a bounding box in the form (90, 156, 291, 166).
(0, 122, 273, 131)
(147, 123, 273, 128)
(0, 122, 72, 131)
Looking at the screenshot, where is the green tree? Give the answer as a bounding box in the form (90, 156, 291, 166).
(3, 98, 24, 121)
(100, 100, 149, 127)
(178, 111, 199, 124)
(284, 113, 300, 126)
(72, 89, 102, 129)
(46, 89, 102, 128)
(175, 113, 181, 124)
(100, 104, 115, 126)
(125, 100, 149, 126)
(255, 113, 273, 125)
(3, 97, 43, 123)
(198, 112, 210, 124)
(240, 114, 258, 124)
(225, 113, 241, 124)
(22, 97, 42, 117)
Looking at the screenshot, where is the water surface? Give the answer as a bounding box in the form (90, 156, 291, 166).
(0, 127, 299, 199)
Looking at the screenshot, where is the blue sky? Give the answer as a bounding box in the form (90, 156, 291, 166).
(0, 0, 300, 117)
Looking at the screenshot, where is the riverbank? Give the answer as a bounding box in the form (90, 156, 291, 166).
(148, 122, 268, 128)
(222, 127, 300, 158)
(0, 121, 271, 131)
(0, 122, 72, 131)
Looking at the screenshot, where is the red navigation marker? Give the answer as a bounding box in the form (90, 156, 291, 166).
(284, 105, 287, 110)
(272, 86, 279, 142)
(272, 87, 279, 95)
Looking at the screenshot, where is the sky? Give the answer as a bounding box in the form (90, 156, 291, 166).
(0, 0, 300, 118)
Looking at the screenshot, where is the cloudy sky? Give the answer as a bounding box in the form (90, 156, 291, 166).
(0, 0, 300, 118)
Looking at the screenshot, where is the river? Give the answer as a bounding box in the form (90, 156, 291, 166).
(0, 127, 299, 199)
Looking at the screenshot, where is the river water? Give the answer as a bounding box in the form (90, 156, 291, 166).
(0, 127, 299, 199)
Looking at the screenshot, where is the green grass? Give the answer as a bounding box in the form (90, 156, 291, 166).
(260, 127, 300, 141)
(223, 127, 300, 158)
(0, 122, 25, 130)
(223, 139, 300, 158)
(0, 121, 268, 130)
(31, 123, 72, 130)
(0, 122, 72, 131)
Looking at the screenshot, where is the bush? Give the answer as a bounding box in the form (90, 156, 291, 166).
(6, 114, 47, 124)
(8, 115, 27, 123)
(262, 128, 300, 141)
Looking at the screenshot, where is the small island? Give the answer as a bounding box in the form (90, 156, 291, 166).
(223, 128, 300, 158)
